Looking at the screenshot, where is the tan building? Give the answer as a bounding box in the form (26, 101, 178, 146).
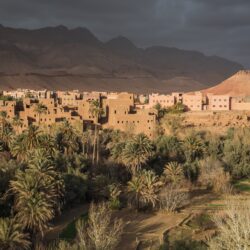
(208, 94, 231, 111)
(231, 97, 250, 111)
(148, 93, 175, 108)
(57, 91, 82, 107)
(183, 92, 203, 111)
(0, 100, 16, 118)
(105, 106, 156, 138)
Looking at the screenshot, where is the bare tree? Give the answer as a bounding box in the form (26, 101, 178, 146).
(209, 197, 250, 250)
(159, 184, 189, 212)
(198, 157, 232, 194)
(76, 202, 124, 250)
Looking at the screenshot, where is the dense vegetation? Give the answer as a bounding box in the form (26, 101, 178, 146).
(0, 107, 249, 249)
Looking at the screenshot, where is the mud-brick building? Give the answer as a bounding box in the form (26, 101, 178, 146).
(148, 93, 176, 108)
(207, 94, 231, 111)
(57, 90, 82, 107)
(102, 92, 157, 138)
(182, 92, 204, 111)
(0, 100, 16, 118)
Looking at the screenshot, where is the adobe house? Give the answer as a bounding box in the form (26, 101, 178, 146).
(102, 92, 157, 138)
(148, 93, 176, 108)
(0, 100, 16, 119)
(231, 96, 250, 111)
(182, 92, 204, 111)
(207, 94, 231, 111)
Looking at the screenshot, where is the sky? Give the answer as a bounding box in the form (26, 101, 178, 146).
(0, 0, 250, 67)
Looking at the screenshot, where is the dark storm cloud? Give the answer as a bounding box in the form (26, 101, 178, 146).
(0, 0, 250, 67)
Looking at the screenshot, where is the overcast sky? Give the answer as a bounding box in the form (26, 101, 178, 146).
(1, 0, 250, 67)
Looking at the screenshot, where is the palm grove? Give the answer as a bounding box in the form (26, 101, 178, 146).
(0, 101, 249, 250)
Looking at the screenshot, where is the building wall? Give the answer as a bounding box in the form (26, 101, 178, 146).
(208, 95, 231, 111)
(106, 108, 156, 138)
(148, 93, 175, 108)
(231, 97, 250, 111)
(57, 91, 81, 106)
(0, 101, 16, 118)
(183, 92, 203, 111)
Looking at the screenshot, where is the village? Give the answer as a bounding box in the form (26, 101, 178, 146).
(1, 86, 250, 138)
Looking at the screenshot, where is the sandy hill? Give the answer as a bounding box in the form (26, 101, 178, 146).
(202, 70, 250, 96)
(0, 25, 243, 93)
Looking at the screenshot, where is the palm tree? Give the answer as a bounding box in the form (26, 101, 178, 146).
(127, 175, 142, 210)
(10, 125, 41, 162)
(0, 129, 13, 152)
(10, 134, 28, 162)
(12, 116, 23, 134)
(10, 150, 64, 237)
(0, 217, 30, 250)
(34, 103, 47, 125)
(90, 100, 103, 165)
(155, 135, 182, 160)
(24, 125, 40, 150)
(10, 171, 55, 237)
(55, 121, 80, 155)
(164, 162, 184, 184)
(128, 170, 162, 210)
(0, 111, 13, 151)
(110, 141, 126, 164)
(122, 134, 154, 174)
(182, 135, 205, 162)
(38, 134, 57, 157)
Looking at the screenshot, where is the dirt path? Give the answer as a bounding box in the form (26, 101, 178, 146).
(44, 203, 89, 242)
(42, 190, 224, 248)
(115, 209, 190, 250)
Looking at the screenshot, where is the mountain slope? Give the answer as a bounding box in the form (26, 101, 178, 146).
(0, 25, 243, 93)
(203, 70, 250, 96)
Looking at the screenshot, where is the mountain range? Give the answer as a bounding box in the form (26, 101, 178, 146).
(0, 25, 244, 93)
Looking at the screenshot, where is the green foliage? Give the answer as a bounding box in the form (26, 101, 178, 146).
(10, 149, 64, 236)
(155, 135, 183, 161)
(0, 217, 30, 250)
(108, 183, 122, 210)
(128, 169, 162, 210)
(182, 134, 206, 162)
(223, 128, 250, 179)
(63, 173, 88, 207)
(0, 160, 19, 217)
(0, 95, 15, 101)
(59, 213, 88, 241)
(167, 102, 186, 114)
(164, 162, 184, 184)
(162, 114, 184, 135)
(122, 133, 154, 174)
(171, 239, 207, 250)
(154, 103, 167, 119)
(183, 161, 200, 183)
(55, 122, 81, 155)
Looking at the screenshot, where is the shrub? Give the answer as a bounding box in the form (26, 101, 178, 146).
(159, 184, 189, 212)
(209, 197, 250, 250)
(198, 157, 232, 193)
(76, 202, 124, 250)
